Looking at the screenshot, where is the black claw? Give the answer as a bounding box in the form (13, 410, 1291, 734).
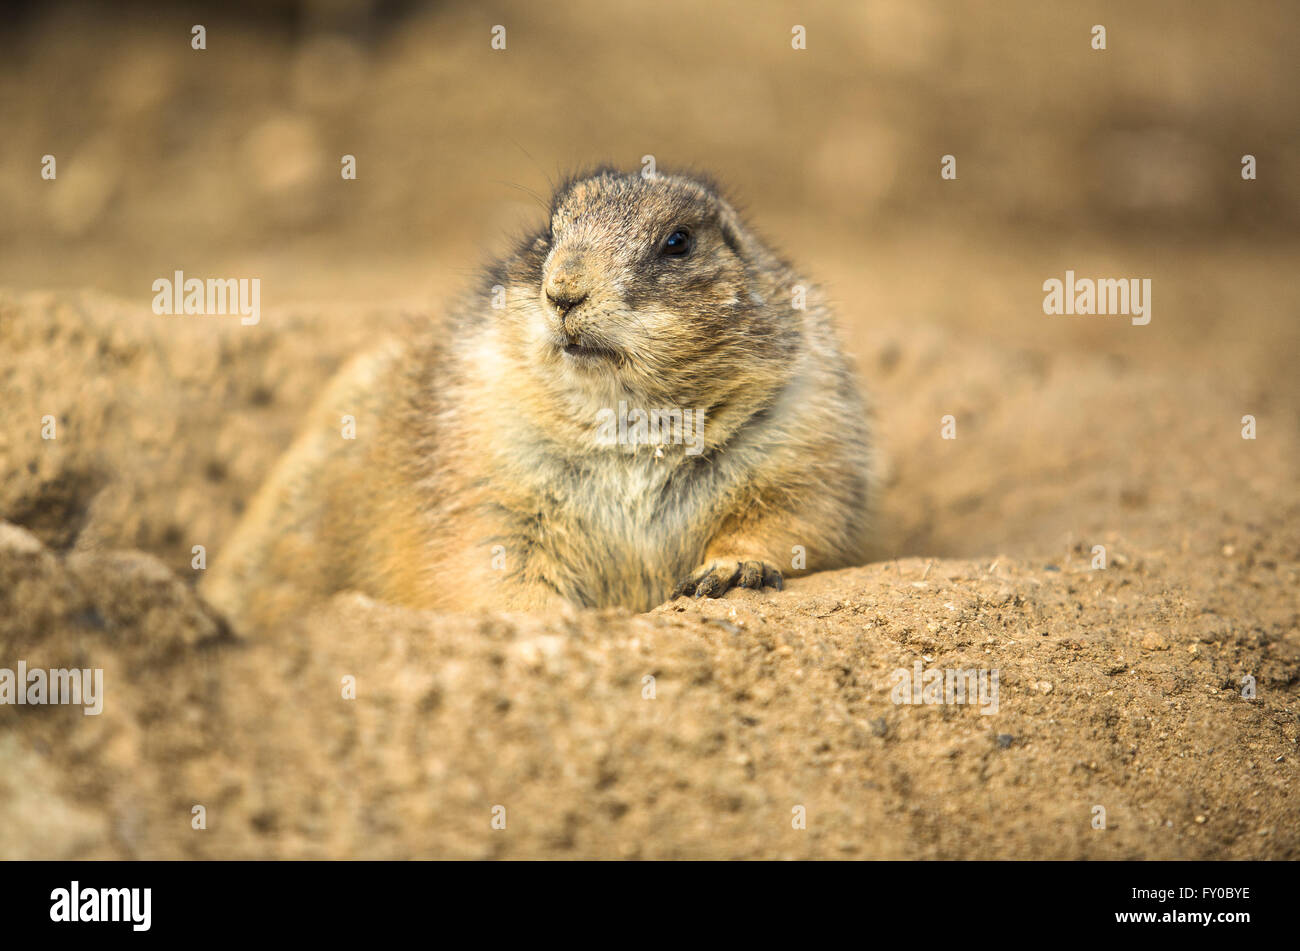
(673, 571, 702, 599)
(673, 560, 784, 604)
(698, 563, 740, 599)
(738, 561, 763, 589)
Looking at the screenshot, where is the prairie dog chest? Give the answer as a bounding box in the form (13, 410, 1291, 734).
(578, 449, 696, 543)
(536, 447, 712, 569)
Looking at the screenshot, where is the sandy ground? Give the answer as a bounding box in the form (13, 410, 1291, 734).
(0, 0, 1297, 858)
(0, 285, 1295, 859)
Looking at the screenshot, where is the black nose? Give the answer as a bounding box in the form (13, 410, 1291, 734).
(546, 290, 587, 315)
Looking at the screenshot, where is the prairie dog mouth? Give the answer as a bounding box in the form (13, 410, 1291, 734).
(560, 340, 620, 362)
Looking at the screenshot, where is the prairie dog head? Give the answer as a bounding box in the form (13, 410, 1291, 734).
(500, 169, 802, 412)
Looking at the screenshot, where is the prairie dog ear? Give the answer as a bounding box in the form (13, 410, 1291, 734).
(716, 199, 764, 264)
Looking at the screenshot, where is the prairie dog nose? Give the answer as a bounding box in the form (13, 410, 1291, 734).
(544, 254, 590, 315)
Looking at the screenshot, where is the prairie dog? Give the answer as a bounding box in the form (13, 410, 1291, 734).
(204, 168, 875, 628)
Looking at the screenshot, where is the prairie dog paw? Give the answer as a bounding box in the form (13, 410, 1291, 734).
(671, 559, 784, 600)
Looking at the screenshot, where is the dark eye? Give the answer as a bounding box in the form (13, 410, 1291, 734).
(661, 229, 692, 257)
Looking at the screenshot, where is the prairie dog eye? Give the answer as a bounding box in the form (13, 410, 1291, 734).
(661, 229, 692, 257)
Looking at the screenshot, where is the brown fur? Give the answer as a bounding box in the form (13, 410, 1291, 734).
(204, 169, 875, 629)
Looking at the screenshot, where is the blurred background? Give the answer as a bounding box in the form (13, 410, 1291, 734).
(2, 0, 1296, 304)
(0, 0, 1297, 565)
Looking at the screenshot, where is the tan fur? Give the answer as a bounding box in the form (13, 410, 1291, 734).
(204, 169, 876, 630)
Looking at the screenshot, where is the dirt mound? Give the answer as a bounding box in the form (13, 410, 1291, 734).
(2, 519, 1296, 859)
(1, 289, 1295, 859)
